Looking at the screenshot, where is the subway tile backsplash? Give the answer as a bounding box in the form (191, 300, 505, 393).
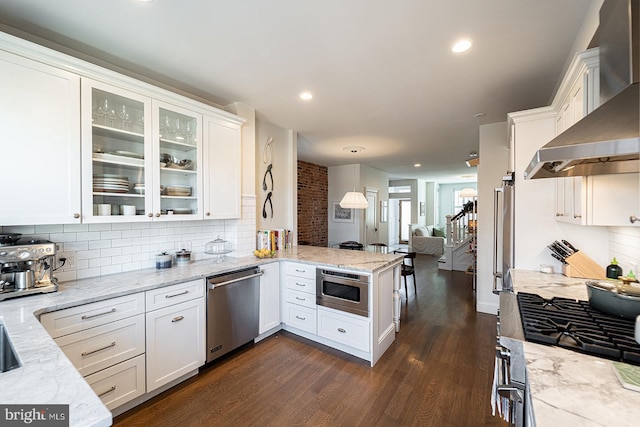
(1, 196, 256, 283)
(609, 226, 640, 277)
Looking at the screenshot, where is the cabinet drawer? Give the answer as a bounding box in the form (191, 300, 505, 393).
(41, 293, 145, 338)
(284, 288, 316, 309)
(145, 279, 205, 311)
(85, 354, 146, 411)
(283, 303, 316, 334)
(284, 275, 316, 295)
(54, 314, 145, 377)
(318, 307, 370, 352)
(284, 262, 316, 280)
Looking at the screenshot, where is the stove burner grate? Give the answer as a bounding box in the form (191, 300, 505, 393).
(518, 292, 640, 365)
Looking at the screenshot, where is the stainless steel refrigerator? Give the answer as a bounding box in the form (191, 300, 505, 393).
(493, 172, 515, 294)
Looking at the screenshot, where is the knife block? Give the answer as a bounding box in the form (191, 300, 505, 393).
(562, 252, 606, 280)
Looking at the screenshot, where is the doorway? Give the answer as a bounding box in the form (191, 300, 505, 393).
(399, 199, 411, 244)
(364, 187, 378, 245)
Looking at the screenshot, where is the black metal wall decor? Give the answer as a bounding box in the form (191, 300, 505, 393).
(262, 137, 274, 219)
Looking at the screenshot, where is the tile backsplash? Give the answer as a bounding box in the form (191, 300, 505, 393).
(609, 226, 640, 277)
(1, 196, 256, 283)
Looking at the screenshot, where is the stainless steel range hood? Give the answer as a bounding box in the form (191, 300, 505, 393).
(525, 0, 640, 179)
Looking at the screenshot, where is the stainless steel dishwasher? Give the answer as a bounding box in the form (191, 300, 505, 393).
(206, 266, 263, 363)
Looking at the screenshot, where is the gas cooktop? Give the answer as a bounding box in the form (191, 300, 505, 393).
(517, 292, 640, 366)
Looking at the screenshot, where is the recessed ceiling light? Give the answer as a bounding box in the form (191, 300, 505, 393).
(451, 39, 472, 53)
(414, 163, 421, 167)
(299, 91, 313, 101)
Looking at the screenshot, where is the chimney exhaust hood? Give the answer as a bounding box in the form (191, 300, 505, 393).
(524, 0, 639, 180)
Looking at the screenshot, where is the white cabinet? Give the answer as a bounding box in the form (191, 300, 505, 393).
(0, 49, 81, 225)
(281, 261, 317, 334)
(203, 115, 242, 219)
(145, 280, 205, 392)
(84, 354, 146, 411)
(259, 262, 281, 334)
(81, 79, 204, 223)
(317, 306, 370, 352)
(40, 292, 146, 410)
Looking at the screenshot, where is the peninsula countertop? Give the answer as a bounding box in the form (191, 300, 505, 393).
(510, 269, 640, 427)
(0, 246, 404, 427)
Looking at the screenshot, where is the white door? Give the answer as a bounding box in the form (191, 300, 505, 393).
(399, 200, 411, 243)
(365, 188, 378, 245)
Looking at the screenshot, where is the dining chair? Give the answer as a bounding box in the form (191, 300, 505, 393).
(394, 250, 417, 298)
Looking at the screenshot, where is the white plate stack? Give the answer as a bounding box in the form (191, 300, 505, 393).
(165, 186, 191, 196)
(94, 175, 129, 193)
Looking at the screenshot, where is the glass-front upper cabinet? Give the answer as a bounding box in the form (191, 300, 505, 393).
(81, 79, 153, 223)
(152, 101, 203, 220)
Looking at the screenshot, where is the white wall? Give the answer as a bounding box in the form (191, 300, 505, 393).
(328, 164, 362, 247)
(476, 122, 509, 314)
(255, 117, 297, 236)
(609, 227, 640, 278)
(417, 180, 427, 228)
(425, 182, 437, 226)
(437, 183, 477, 227)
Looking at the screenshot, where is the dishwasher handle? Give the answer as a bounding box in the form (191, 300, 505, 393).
(207, 270, 264, 289)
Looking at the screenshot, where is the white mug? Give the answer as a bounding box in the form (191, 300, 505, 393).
(120, 205, 136, 216)
(97, 204, 111, 216)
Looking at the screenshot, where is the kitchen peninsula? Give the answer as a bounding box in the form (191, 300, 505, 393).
(0, 246, 403, 427)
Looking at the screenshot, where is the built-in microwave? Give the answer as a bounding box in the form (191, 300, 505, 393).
(316, 268, 369, 317)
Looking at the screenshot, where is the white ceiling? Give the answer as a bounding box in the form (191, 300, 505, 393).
(0, 0, 596, 183)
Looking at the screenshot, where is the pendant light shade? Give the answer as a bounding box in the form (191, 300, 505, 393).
(340, 191, 369, 209)
(339, 146, 369, 209)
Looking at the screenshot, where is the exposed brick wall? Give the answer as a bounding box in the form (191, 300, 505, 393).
(297, 161, 328, 247)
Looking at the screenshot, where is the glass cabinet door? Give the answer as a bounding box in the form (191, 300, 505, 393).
(81, 79, 152, 222)
(152, 101, 202, 220)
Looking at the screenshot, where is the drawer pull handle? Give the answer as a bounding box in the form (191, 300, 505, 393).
(81, 308, 116, 320)
(98, 386, 116, 398)
(295, 296, 306, 301)
(295, 269, 306, 273)
(295, 315, 306, 321)
(82, 341, 116, 357)
(165, 290, 189, 299)
(172, 315, 185, 323)
(295, 282, 305, 287)
(338, 328, 346, 333)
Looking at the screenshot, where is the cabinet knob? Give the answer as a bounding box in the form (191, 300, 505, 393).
(73, 213, 80, 219)
(206, 212, 211, 216)
(155, 213, 161, 217)
(148, 213, 153, 218)
(574, 214, 582, 219)
(631, 216, 639, 224)
(555, 213, 563, 217)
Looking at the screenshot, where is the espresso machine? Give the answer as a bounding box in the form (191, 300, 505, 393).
(0, 236, 58, 301)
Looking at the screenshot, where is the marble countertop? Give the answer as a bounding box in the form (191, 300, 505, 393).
(510, 269, 640, 426)
(0, 246, 403, 427)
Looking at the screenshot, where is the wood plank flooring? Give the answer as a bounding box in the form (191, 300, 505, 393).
(114, 255, 506, 427)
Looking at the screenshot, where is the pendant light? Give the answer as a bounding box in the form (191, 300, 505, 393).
(340, 146, 369, 209)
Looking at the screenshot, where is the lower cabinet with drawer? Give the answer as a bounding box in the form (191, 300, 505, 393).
(145, 279, 206, 393)
(40, 292, 146, 411)
(283, 302, 317, 334)
(317, 306, 370, 352)
(84, 354, 146, 411)
(281, 262, 317, 334)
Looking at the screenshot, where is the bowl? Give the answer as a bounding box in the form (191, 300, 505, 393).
(253, 249, 276, 259)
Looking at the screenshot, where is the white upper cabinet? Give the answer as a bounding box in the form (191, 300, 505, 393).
(81, 79, 152, 223)
(0, 49, 81, 225)
(203, 115, 242, 219)
(0, 31, 244, 225)
(152, 100, 203, 221)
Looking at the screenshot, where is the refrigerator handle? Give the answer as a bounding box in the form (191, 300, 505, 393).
(493, 187, 504, 295)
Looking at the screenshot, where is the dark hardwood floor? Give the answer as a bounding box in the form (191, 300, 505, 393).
(114, 255, 506, 427)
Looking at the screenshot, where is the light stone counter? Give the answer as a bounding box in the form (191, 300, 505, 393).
(511, 269, 640, 426)
(0, 246, 403, 427)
